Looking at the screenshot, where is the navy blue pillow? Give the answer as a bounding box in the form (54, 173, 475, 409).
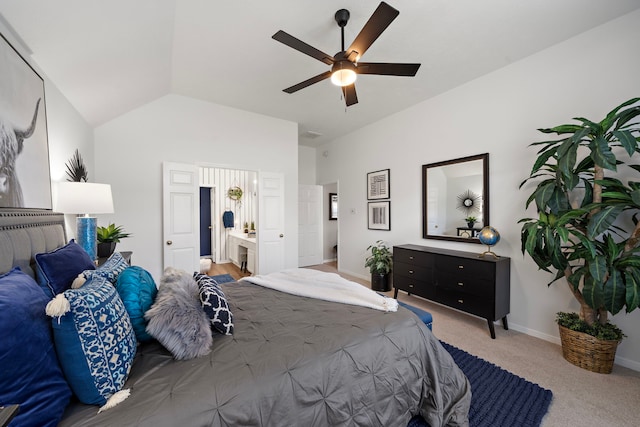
(35, 240, 96, 297)
(193, 272, 234, 335)
(0, 267, 72, 427)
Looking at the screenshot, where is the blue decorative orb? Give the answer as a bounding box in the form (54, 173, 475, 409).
(478, 226, 500, 246)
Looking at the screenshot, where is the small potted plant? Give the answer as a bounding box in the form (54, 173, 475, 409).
(97, 223, 132, 258)
(465, 216, 477, 228)
(364, 240, 393, 292)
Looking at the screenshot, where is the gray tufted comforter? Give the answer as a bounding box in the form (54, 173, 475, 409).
(60, 280, 471, 427)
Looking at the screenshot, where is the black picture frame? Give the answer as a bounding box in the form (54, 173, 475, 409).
(367, 169, 390, 200)
(329, 193, 338, 220)
(368, 201, 391, 230)
(0, 31, 51, 209)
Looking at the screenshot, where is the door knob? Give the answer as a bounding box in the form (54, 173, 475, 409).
(279, 234, 284, 238)
(166, 240, 173, 245)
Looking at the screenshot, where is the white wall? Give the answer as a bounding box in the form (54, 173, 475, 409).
(94, 94, 299, 281)
(298, 145, 316, 185)
(316, 10, 640, 370)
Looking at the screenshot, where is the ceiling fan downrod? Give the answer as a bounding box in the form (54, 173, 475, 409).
(335, 9, 350, 53)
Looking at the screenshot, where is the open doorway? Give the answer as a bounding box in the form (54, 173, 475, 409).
(199, 166, 257, 268)
(323, 182, 338, 267)
(199, 186, 216, 263)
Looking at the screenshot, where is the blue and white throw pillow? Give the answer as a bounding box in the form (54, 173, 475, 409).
(82, 251, 129, 285)
(49, 275, 136, 407)
(193, 272, 234, 335)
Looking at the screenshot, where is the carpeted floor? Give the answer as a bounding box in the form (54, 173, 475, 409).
(210, 273, 235, 284)
(409, 341, 553, 427)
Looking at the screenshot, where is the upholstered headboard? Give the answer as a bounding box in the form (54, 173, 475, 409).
(0, 209, 66, 278)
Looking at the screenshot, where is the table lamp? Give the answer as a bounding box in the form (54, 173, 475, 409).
(55, 182, 114, 261)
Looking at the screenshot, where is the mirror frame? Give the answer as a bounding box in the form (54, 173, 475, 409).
(422, 153, 489, 244)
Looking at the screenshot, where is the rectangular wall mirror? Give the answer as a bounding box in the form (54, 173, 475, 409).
(329, 193, 338, 220)
(422, 153, 489, 243)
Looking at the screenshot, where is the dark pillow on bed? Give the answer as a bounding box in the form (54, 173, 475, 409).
(82, 251, 129, 285)
(49, 275, 136, 407)
(193, 272, 234, 335)
(35, 239, 96, 297)
(0, 267, 72, 427)
(116, 266, 158, 342)
(145, 268, 212, 360)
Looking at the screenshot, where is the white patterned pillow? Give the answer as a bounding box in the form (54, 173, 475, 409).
(47, 275, 136, 408)
(193, 273, 234, 335)
(82, 252, 129, 284)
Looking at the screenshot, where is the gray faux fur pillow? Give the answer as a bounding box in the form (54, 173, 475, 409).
(144, 267, 212, 360)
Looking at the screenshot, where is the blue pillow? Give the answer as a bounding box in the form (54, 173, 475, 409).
(115, 266, 158, 342)
(82, 251, 129, 284)
(35, 239, 96, 297)
(193, 272, 234, 335)
(0, 267, 72, 427)
(50, 276, 137, 406)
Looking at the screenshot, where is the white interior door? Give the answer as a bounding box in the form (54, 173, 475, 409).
(258, 171, 284, 274)
(162, 162, 199, 273)
(298, 185, 323, 267)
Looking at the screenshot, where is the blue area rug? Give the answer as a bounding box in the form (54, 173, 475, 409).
(408, 342, 553, 427)
(210, 274, 235, 284)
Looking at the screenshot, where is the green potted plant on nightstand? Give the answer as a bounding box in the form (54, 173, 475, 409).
(365, 240, 393, 292)
(97, 223, 132, 258)
(519, 97, 640, 373)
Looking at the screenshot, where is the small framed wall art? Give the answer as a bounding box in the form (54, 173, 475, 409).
(368, 201, 390, 230)
(329, 193, 338, 220)
(367, 169, 390, 200)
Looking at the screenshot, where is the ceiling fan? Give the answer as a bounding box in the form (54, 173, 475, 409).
(272, 1, 421, 107)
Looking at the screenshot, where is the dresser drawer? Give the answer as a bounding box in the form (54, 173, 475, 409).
(394, 247, 431, 266)
(435, 288, 493, 319)
(434, 254, 494, 278)
(394, 261, 431, 282)
(393, 275, 435, 299)
(435, 270, 494, 296)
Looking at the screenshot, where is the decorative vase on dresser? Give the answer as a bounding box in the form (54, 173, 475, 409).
(393, 244, 511, 338)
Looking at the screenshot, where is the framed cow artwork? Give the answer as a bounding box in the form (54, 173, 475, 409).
(0, 31, 51, 209)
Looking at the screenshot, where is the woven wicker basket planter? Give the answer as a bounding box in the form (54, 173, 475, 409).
(558, 325, 619, 374)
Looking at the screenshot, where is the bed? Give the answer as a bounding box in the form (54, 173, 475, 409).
(0, 209, 471, 427)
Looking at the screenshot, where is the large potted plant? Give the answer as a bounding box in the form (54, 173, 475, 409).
(365, 240, 393, 292)
(519, 97, 640, 373)
(97, 223, 132, 258)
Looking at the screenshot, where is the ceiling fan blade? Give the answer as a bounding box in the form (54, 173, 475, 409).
(283, 71, 332, 94)
(346, 2, 399, 61)
(357, 62, 421, 76)
(272, 30, 334, 65)
(342, 84, 358, 106)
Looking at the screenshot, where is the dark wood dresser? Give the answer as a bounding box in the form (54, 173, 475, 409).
(393, 244, 510, 338)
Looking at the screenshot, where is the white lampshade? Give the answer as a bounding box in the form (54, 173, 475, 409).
(54, 182, 115, 261)
(55, 182, 114, 214)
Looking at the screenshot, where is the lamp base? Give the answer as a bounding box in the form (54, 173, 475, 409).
(76, 216, 97, 261)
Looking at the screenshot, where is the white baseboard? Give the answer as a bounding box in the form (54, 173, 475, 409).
(322, 258, 337, 263)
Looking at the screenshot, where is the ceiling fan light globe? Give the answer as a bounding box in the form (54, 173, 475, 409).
(331, 69, 357, 86)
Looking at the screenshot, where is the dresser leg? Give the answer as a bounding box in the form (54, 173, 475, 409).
(502, 316, 509, 330)
(487, 319, 496, 339)
(393, 288, 399, 298)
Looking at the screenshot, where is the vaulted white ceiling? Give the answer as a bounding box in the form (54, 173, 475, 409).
(2, 0, 638, 147)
